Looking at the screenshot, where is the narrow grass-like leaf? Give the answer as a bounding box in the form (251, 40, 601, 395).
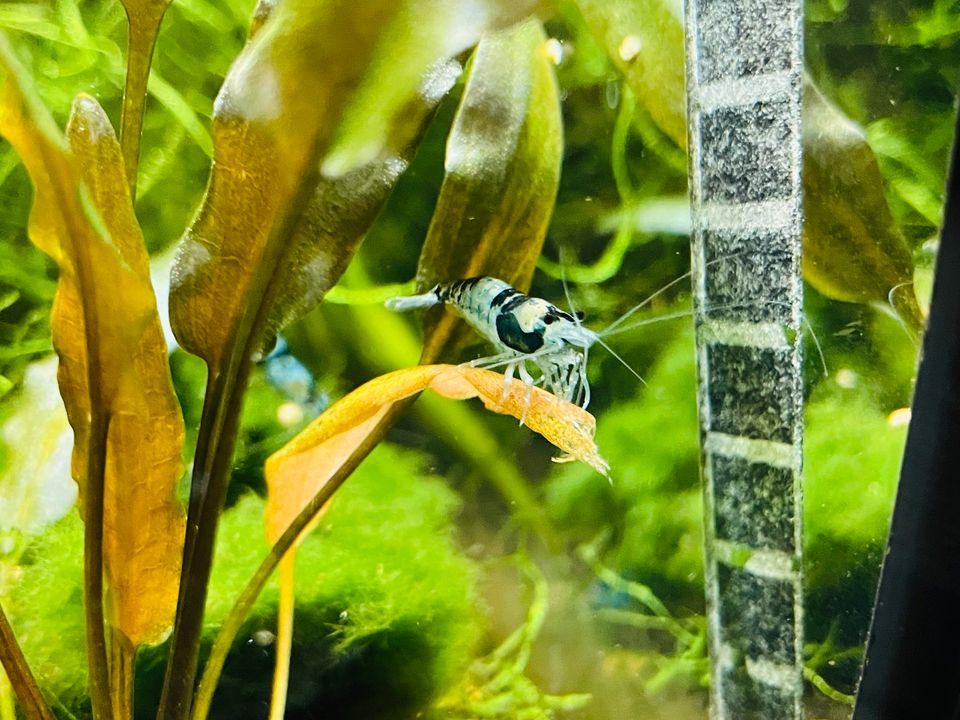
(118, 0, 173, 197)
(163, 3, 527, 715)
(0, 37, 185, 719)
(415, 18, 563, 363)
(266, 557, 295, 720)
(802, 81, 924, 333)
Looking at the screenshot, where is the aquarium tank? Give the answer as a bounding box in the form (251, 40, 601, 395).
(0, 0, 957, 719)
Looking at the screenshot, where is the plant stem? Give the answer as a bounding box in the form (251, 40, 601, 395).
(0, 601, 55, 720)
(803, 666, 855, 706)
(190, 399, 413, 720)
(84, 414, 113, 720)
(537, 82, 637, 285)
(109, 631, 135, 720)
(158, 363, 249, 720)
(267, 556, 296, 720)
(158, 113, 328, 720)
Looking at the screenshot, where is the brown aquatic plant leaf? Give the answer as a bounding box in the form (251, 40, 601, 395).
(169, 0, 522, 369)
(415, 18, 563, 363)
(66, 96, 186, 649)
(0, 33, 184, 652)
(265, 365, 608, 542)
(802, 81, 924, 333)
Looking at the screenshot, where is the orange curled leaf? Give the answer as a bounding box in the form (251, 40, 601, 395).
(431, 367, 609, 476)
(265, 365, 608, 542)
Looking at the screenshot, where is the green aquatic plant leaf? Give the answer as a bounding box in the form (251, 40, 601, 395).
(570, 0, 687, 148)
(802, 81, 924, 333)
(320, 2, 539, 177)
(164, 3, 535, 714)
(169, 0, 504, 369)
(866, 117, 947, 228)
(248, 0, 277, 40)
(118, 0, 173, 197)
(416, 18, 563, 363)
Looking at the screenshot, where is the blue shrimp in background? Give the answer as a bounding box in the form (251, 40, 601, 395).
(260, 337, 329, 417)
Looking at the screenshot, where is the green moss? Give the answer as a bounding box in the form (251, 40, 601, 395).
(5, 443, 479, 720)
(805, 386, 905, 554)
(1, 511, 87, 714)
(205, 442, 480, 719)
(803, 383, 905, 663)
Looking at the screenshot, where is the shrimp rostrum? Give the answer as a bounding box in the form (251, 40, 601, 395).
(386, 277, 637, 410)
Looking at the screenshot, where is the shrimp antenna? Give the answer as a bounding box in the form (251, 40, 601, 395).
(600, 299, 828, 378)
(558, 246, 647, 391)
(601, 269, 693, 336)
(885, 280, 922, 347)
(601, 249, 757, 338)
(593, 335, 647, 386)
(887, 280, 915, 308)
(601, 308, 695, 337)
(802, 315, 829, 378)
(558, 246, 584, 330)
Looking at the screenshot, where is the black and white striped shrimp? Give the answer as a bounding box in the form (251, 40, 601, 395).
(385, 258, 828, 414)
(385, 276, 644, 410)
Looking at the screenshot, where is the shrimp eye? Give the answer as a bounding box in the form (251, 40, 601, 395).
(575, 311, 585, 321)
(543, 314, 557, 325)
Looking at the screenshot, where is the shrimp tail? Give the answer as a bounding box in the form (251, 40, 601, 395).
(385, 289, 440, 312)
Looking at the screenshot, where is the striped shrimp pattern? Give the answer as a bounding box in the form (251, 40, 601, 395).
(386, 277, 605, 409)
